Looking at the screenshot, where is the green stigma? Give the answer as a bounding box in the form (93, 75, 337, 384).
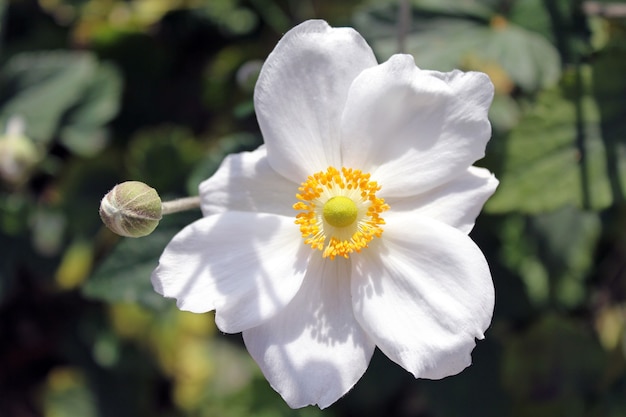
(323, 196, 358, 228)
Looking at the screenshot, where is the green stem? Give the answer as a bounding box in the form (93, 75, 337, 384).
(161, 196, 201, 215)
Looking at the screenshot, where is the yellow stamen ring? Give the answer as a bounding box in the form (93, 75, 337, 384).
(293, 166, 389, 260)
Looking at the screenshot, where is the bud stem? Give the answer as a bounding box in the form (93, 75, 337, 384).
(161, 196, 202, 215)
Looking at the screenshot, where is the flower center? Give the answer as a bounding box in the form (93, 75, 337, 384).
(293, 166, 389, 260)
(323, 196, 357, 227)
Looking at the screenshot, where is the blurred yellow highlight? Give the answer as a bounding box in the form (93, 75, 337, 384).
(595, 305, 625, 351)
(55, 240, 94, 290)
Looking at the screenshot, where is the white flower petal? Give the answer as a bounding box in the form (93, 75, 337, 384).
(243, 255, 375, 409)
(254, 19, 377, 181)
(351, 212, 494, 379)
(151, 212, 310, 333)
(340, 54, 494, 197)
(199, 146, 298, 217)
(386, 166, 498, 234)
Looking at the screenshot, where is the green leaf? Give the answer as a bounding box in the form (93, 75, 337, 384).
(125, 125, 204, 194)
(83, 211, 200, 310)
(0, 52, 94, 145)
(354, 1, 561, 92)
(489, 93, 521, 132)
(592, 33, 626, 205)
(0, 51, 122, 155)
(496, 205, 601, 309)
(59, 63, 123, 156)
(43, 368, 98, 417)
(486, 39, 626, 213)
(531, 206, 601, 307)
(486, 37, 626, 214)
(186, 132, 261, 195)
(498, 214, 551, 306)
(405, 0, 494, 20)
(485, 66, 626, 213)
(485, 24, 561, 92)
(507, 0, 552, 38)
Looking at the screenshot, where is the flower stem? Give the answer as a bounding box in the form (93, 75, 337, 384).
(161, 196, 201, 215)
(397, 0, 411, 53)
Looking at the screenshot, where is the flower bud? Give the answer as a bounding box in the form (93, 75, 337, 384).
(0, 116, 40, 185)
(99, 181, 162, 237)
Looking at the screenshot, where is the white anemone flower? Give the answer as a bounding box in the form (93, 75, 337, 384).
(152, 19, 498, 409)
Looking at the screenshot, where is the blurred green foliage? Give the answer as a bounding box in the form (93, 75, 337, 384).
(1, 0, 626, 416)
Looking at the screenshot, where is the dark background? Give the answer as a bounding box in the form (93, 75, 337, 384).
(1, 0, 625, 416)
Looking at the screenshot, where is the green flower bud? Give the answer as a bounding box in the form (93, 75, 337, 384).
(99, 181, 162, 237)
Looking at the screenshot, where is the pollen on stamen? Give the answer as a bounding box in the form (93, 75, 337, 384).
(293, 166, 389, 260)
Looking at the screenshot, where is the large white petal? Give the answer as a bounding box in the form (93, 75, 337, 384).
(151, 212, 310, 333)
(200, 146, 298, 217)
(340, 54, 494, 197)
(351, 212, 494, 380)
(254, 19, 377, 182)
(385, 166, 498, 234)
(243, 255, 375, 409)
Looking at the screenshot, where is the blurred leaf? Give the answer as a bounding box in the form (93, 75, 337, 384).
(0, 192, 31, 236)
(0, 51, 122, 155)
(498, 207, 601, 308)
(397, 0, 494, 19)
(31, 207, 67, 256)
(43, 367, 98, 417)
(83, 211, 200, 311)
(499, 214, 550, 306)
(202, 45, 251, 112)
(201, 4, 259, 35)
(108, 303, 155, 341)
(486, 71, 619, 213)
(186, 132, 261, 195)
(92, 329, 122, 368)
(354, 1, 561, 92)
(59, 63, 123, 156)
(531, 206, 601, 307)
(247, 0, 289, 33)
(507, 0, 583, 48)
(501, 315, 606, 417)
(0, 51, 94, 144)
(507, 0, 552, 39)
(592, 29, 626, 205)
(482, 23, 561, 92)
(126, 125, 204, 194)
(489, 94, 521, 132)
(488, 23, 626, 214)
(58, 154, 122, 237)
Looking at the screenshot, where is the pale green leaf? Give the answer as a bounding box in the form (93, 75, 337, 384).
(0, 52, 95, 144)
(59, 63, 123, 156)
(485, 72, 626, 213)
(83, 212, 200, 310)
(354, 1, 561, 92)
